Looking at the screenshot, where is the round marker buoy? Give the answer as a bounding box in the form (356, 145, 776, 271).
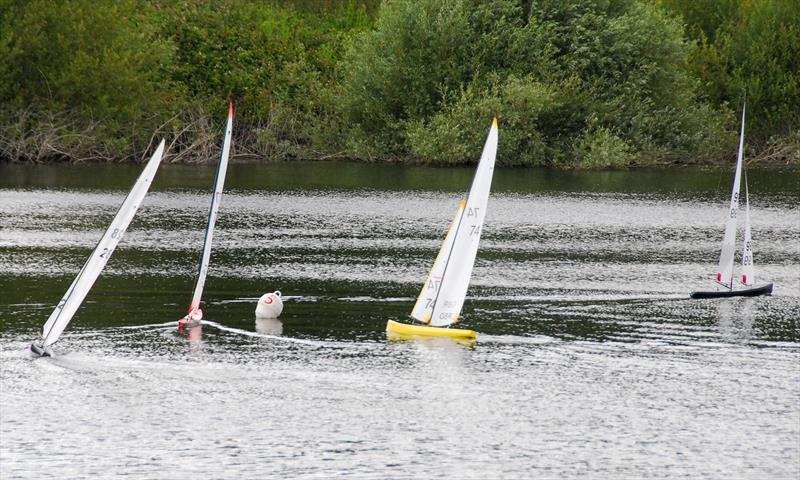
(255, 291, 283, 319)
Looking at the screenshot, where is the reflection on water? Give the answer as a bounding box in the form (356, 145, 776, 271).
(716, 300, 756, 343)
(0, 163, 798, 479)
(185, 324, 203, 352)
(255, 317, 283, 336)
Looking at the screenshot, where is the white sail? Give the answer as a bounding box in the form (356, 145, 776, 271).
(39, 140, 165, 348)
(410, 200, 465, 323)
(716, 104, 746, 288)
(188, 102, 233, 313)
(741, 174, 755, 286)
(425, 118, 498, 327)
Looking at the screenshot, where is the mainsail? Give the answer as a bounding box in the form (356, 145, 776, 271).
(38, 140, 166, 349)
(187, 102, 234, 315)
(412, 118, 498, 327)
(716, 104, 746, 288)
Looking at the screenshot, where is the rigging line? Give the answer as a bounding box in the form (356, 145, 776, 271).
(190, 161, 224, 307)
(190, 110, 231, 309)
(428, 196, 469, 327)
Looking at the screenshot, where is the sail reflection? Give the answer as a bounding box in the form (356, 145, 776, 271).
(186, 324, 203, 352)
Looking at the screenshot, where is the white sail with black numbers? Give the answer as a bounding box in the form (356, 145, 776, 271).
(188, 101, 234, 314)
(741, 176, 755, 286)
(412, 118, 498, 327)
(39, 140, 165, 348)
(716, 104, 746, 288)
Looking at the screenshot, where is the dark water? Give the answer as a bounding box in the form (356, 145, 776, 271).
(1, 162, 798, 479)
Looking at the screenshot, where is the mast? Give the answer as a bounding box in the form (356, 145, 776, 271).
(716, 103, 745, 289)
(188, 101, 233, 314)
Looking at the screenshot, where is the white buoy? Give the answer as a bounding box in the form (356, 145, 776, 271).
(255, 291, 283, 319)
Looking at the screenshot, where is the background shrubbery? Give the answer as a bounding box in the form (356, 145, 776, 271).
(0, 0, 796, 167)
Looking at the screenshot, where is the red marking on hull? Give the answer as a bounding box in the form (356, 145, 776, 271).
(716, 273, 722, 282)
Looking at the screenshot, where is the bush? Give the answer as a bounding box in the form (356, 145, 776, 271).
(660, 0, 800, 148)
(161, 0, 371, 159)
(338, 0, 730, 167)
(0, 0, 373, 162)
(574, 127, 634, 169)
(0, 0, 794, 166)
(0, 0, 174, 160)
(405, 75, 565, 166)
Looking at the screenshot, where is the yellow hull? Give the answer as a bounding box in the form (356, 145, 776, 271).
(386, 320, 477, 341)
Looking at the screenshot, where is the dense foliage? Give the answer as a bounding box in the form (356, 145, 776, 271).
(338, 0, 731, 167)
(0, 0, 796, 167)
(0, 0, 173, 159)
(660, 0, 800, 159)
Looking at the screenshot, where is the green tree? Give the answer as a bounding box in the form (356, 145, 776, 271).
(0, 0, 173, 152)
(661, 0, 800, 147)
(337, 0, 728, 167)
(160, 0, 371, 158)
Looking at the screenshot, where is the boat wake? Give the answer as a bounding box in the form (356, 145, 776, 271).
(117, 319, 325, 346)
(215, 295, 315, 304)
(476, 334, 560, 345)
(487, 293, 688, 303)
(200, 320, 322, 346)
(340, 296, 414, 302)
(118, 321, 177, 330)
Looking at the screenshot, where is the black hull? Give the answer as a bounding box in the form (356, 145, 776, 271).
(690, 283, 773, 299)
(30, 343, 51, 357)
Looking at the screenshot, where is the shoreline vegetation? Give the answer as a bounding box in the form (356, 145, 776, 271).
(0, 0, 797, 168)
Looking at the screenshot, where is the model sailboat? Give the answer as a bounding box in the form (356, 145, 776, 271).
(690, 104, 773, 299)
(387, 118, 499, 340)
(30, 140, 166, 357)
(178, 102, 233, 330)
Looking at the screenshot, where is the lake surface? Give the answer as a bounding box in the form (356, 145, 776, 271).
(1, 162, 798, 479)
